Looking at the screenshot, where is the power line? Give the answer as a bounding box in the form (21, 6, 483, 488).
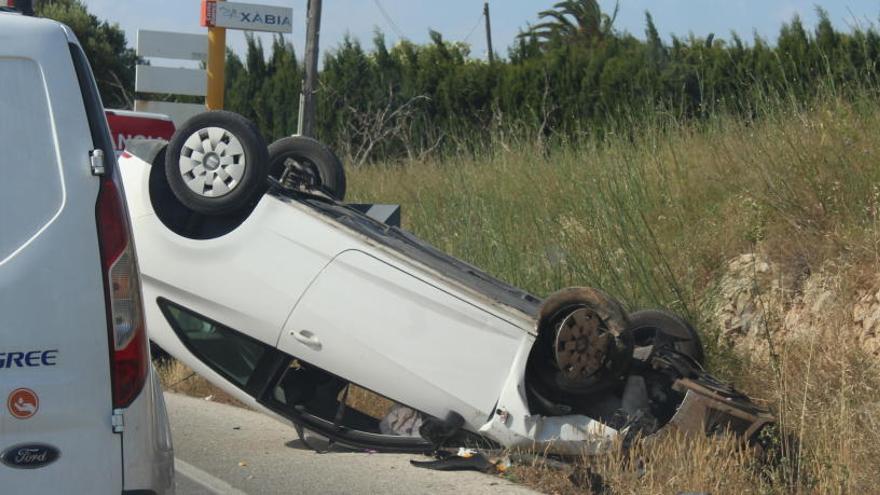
(372, 0, 406, 39)
(462, 10, 484, 43)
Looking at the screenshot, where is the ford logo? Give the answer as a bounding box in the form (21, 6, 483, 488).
(0, 443, 60, 469)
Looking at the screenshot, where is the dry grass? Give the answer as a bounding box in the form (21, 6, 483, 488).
(506, 323, 880, 494)
(509, 432, 761, 494)
(347, 94, 880, 318)
(345, 385, 397, 420)
(346, 93, 880, 493)
(155, 358, 244, 407)
(154, 92, 880, 492)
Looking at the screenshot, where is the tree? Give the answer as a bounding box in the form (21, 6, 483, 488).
(36, 0, 137, 109)
(645, 12, 667, 65)
(224, 35, 302, 142)
(522, 0, 619, 49)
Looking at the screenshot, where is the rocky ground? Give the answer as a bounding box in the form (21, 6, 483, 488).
(711, 253, 880, 358)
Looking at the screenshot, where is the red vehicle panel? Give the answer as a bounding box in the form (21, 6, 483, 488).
(105, 109, 175, 153)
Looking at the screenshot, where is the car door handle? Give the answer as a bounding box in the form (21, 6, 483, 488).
(291, 329, 322, 349)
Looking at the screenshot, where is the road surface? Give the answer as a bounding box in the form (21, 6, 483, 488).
(165, 393, 537, 494)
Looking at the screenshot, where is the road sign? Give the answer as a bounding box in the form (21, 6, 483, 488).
(135, 65, 206, 97)
(134, 29, 209, 121)
(201, 0, 293, 33)
(132, 100, 205, 128)
(137, 30, 208, 61)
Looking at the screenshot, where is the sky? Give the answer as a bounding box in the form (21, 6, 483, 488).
(82, 0, 880, 66)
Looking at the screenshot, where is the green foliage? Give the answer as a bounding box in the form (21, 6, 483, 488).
(39, 0, 880, 162)
(35, 0, 136, 109)
(224, 34, 301, 143)
(522, 0, 619, 49)
(303, 9, 880, 162)
(345, 89, 880, 364)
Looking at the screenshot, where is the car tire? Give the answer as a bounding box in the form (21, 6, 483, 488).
(165, 111, 269, 216)
(532, 287, 633, 396)
(628, 309, 705, 365)
(268, 136, 346, 201)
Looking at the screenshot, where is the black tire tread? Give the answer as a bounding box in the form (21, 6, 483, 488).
(628, 309, 705, 364)
(165, 111, 269, 216)
(268, 135, 346, 201)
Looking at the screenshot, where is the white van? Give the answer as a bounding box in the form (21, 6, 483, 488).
(0, 11, 173, 494)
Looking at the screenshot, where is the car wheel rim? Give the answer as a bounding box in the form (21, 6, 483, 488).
(554, 308, 610, 380)
(178, 127, 246, 198)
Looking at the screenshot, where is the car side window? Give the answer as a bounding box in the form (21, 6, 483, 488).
(159, 300, 268, 388)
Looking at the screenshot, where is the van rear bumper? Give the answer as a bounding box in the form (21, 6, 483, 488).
(122, 366, 175, 494)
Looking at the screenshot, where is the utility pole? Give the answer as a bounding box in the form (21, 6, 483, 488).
(483, 1, 494, 64)
(298, 0, 322, 137)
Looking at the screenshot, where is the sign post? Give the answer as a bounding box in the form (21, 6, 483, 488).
(206, 7, 226, 110)
(200, 0, 293, 110)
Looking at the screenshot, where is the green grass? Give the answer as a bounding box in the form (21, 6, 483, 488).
(346, 91, 880, 493)
(349, 92, 880, 357)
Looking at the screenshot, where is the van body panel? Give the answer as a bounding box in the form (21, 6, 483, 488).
(0, 15, 124, 492)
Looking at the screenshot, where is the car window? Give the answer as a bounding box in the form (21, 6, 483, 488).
(159, 300, 267, 388)
(0, 57, 64, 263)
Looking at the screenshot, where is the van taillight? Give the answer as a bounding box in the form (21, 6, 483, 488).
(96, 175, 147, 409)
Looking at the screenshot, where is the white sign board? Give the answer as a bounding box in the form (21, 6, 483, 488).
(201, 0, 293, 33)
(137, 30, 208, 61)
(134, 100, 206, 127)
(135, 66, 206, 97)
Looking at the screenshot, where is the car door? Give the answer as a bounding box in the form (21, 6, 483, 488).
(277, 250, 528, 427)
(0, 18, 123, 492)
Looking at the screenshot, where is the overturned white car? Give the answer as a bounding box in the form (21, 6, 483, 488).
(119, 111, 773, 455)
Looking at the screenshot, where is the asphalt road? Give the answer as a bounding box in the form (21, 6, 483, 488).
(165, 393, 537, 495)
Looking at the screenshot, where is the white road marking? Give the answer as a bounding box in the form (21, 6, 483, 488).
(175, 457, 249, 495)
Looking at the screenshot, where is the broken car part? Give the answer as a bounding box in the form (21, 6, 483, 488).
(410, 449, 498, 474)
(627, 309, 705, 365)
